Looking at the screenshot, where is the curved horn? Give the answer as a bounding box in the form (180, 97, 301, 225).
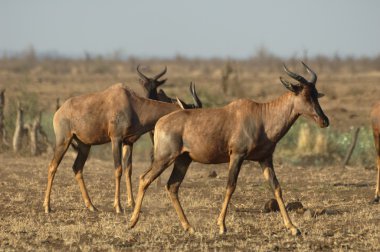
(153, 66, 167, 80)
(283, 64, 308, 84)
(136, 65, 149, 82)
(189, 82, 202, 108)
(301, 61, 317, 84)
(280, 77, 299, 93)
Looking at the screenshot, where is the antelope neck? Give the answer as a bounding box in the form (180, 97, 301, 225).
(136, 97, 179, 129)
(261, 92, 299, 142)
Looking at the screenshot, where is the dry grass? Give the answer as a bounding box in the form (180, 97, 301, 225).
(1, 154, 380, 251)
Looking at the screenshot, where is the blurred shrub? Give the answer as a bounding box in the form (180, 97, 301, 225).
(5, 91, 41, 137)
(90, 134, 152, 162)
(277, 119, 375, 168)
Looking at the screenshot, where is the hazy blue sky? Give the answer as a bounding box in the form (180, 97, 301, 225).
(1, 0, 379, 58)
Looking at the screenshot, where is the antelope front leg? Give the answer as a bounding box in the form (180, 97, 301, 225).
(148, 131, 162, 188)
(122, 144, 135, 208)
(374, 156, 380, 203)
(217, 154, 244, 234)
(260, 158, 301, 236)
(112, 138, 123, 213)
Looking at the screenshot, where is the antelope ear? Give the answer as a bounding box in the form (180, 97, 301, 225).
(318, 93, 325, 98)
(280, 77, 301, 93)
(176, 97, 186, 110)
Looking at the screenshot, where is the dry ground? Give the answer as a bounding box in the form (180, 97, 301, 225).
(0, 153, 379, 251)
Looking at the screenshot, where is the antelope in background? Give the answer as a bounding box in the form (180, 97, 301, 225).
(43, 80, 201, 214)
(129, 62, 329, 236)
(122, 66, 202, 207)
(370, 104, 380, 203)
(136, 65, 201, 109)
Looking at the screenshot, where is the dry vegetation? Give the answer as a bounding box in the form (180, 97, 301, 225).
(1, 52, 380, 250)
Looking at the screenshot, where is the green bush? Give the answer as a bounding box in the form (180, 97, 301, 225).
(276, 119, 375, 167)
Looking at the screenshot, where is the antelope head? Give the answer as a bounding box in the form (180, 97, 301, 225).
(280, 62, 329, 128)
(137, 65, 167, 100)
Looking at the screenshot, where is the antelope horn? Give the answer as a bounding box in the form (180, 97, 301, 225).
(189, 82, 202, 108)
(175, 97, 186, 110)
(283, 64, 308, 84)
(280, 77, 299, 93)
(301, 61, 317, 84)
(153, 66, 167, 80)
(137, 65, 149, 82)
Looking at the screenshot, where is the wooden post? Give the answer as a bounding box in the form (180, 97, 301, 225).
(56, 98, 60, 111)
(12, 102, 25, 153)
(313, 131, 327, 155)
(0, 89, 7, 147)
(39, 122, 53, 154)
(221, 62, 233, 95)
(29, 112, 41, 156)
(297, 123, 311, 153)
(341, 127, 360, 168)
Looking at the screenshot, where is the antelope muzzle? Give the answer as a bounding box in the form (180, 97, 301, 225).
(315, 107, 329, 128)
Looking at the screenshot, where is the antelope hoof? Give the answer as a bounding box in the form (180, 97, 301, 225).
(370, 197, 379, 204)
(217, 218, 226, 234)
(185, 226, 195, 234)
(88, 205, 98, 212)
(44, 205, 51, 214)
(115, 206, 123, 214)
(290, 227, 301, 236)
(114, 203, 123, 214)
(219, 226, 227, 235)
(218, 223, 227, 234)
(129, 216, 139, 229)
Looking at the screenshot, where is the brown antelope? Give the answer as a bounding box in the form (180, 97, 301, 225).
(370, 103, 380, 203)
(129, 62, 329, 236)
(121, 66, 202, 208)
(43, 82, 200, 214)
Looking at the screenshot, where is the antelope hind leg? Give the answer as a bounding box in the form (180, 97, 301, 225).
(43, 136, 72, 213)
(123, 144, 135, 208)
(72, 143, 97, 212)
(165, 153, 194, 233)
